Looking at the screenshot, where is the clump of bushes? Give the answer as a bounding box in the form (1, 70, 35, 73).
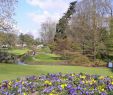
(0, 52, 16, 63)
(62, 50, 91, 66)
(92, 59, 107, 67)
(61, 50, 107, 67)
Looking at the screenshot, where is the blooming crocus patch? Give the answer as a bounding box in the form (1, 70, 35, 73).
(0, 73, 113, 95)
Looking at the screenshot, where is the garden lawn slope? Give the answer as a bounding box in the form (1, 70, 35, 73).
(0, 64, 113, 81)
(8, 48, 29, 55)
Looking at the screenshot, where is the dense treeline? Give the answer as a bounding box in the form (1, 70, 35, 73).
(0, 32, 40, 48)
(68, 0, 113, 62)
(57, 0, 113, 64)
(40, 0, 113, 66)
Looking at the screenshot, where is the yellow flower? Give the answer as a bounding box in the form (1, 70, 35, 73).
(52, 90, 55, 93)
(80, 75, 86, 79)
(101, 88, 104, 92)
(61, 84, 67, 89)
(111, 82, 113, 85)
(22, 81, 24, 85)
(49, 93, 58, 95)
(91, 79, 96, 84)
(23, 93, 27, 95)
(99, 76, 104, 80)
(85, 81, 88, 84)
(82, 81, 85, 84)
(90, 82, 92, 85)
(8, 81, 12, 86)
(110, 76, 113, 78)
(89, 80, 95, 85)
(49, 93, 53, 95)
(44, 80, 52, 85)
(71, 74, 74, 77)
(97, 86, 105, 92)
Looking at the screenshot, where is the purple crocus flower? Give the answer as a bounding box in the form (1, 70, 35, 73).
(58, 85, 62, 91)
(69, 88, 76, 94)
(67, 84, 72, 89)
(101, 92, 107, 95)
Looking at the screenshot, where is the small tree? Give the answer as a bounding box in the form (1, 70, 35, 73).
(40, 18, 56, 44)
(0, 0, 17, 32)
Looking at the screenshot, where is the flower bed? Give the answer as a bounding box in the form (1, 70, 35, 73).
(0, 73, 113, 95)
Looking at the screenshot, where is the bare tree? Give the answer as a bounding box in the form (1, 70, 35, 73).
(0, 0, 17, 32)
(40, 18, 56, 44)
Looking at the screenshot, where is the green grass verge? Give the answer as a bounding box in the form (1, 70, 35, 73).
(8, 48, 29, 55)
(25, 53, 62, 63)
(0, 64, 113, 81)
(34, 53, 61, 62)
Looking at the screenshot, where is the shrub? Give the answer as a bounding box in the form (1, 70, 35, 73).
(92, 59, 107, 67)
(0, 52, 16, 64)
(62, 50, 92, 66)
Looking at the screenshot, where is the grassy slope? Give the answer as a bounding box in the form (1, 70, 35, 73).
(25, 53, 62, 63)
(8, 48, 29, 55)
(8, 47, 62, 63)
(0, 64, 113, 81)
(34, 53, 61, 62)
(34, 46, 62, 63)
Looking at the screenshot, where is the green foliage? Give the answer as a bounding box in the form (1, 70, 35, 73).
(108, 91, 113, 95)
(38, 46, 51, 53)
(19, 33, 36, 47)
(48, 42, 57, 53)
(0, 32, 17, 47)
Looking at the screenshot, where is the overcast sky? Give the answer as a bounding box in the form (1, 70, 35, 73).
(15, 0, 79, 38)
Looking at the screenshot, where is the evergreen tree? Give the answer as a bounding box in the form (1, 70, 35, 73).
(54, 1, 76, 40)
(54, 1, 77, 51)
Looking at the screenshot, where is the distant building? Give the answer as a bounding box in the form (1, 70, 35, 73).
(16, 43, 27, 48)
(16, 44, 21, 47)
(37, 44, 44, 49)
(23, 44, 27, 47)
(1, 44, 9, 48)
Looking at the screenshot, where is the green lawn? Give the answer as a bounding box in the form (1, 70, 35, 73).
(25, 53, 62, 64)
(34, 53, 61, 62)
(8, 47, 61, 63)
(8, 48, 29, 55)
(0, 64, 113, 81)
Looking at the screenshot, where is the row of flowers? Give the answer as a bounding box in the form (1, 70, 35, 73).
(0, 73, 113, 95)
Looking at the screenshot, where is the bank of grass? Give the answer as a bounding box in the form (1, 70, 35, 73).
(5, 47, 62, 64)
(0, 64, 113, 81)
(34, 53, 61, 62)
(8, 48, 29, 55)
(25, 53, 62, 64)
